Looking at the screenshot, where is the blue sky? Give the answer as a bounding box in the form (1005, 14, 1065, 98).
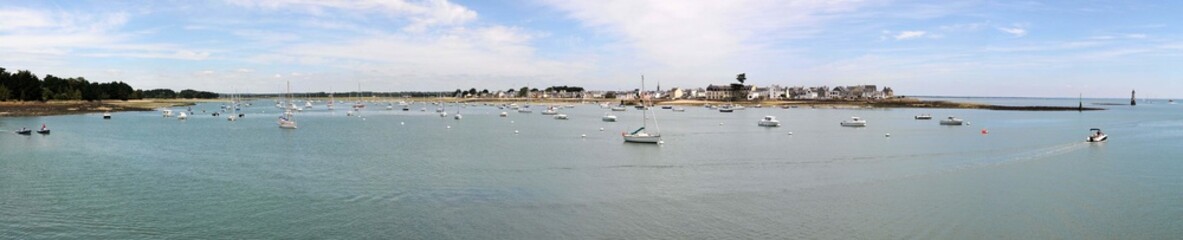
(1, 0, 1181, 98)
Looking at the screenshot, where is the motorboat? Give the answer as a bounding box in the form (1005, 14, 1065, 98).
(440, 111, 448, 117)
(554, 114, 568, 120)
(914, 114, 932, 120)
(758, 116, 781, 127)
(177, 112, 188, 120)
(939, 116, 964, 126)
(15, 128, 32, 135)
(500, 112, 508, 117)
(162, 109, 173, 117)
(102, 112, 112, 119)
(611, 106, 627, 111)
(660, 106, 673, 109)
(719, 105, 734, 113)
(454, 114, 462, 120)
(672, 107, 685, 112)
(1087, 128, 1108, 142)
(840, 117, 867, 127)
(518, 107, 533, 113)
(541, 107, 559, 115)
(36, 124, 50, 135)
(602, 112, 618, 122)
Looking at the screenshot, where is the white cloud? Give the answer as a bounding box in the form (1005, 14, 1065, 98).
(539, 0, 871, 74)
(894, 31, 927, 40)
(225, 0, 477, 32)
(997, 27, 1027, 37)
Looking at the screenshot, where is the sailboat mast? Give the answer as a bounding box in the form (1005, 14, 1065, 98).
(641, 75, 647, 129)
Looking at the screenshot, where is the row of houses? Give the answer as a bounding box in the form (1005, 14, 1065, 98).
(652, 84, 894, 100)
(455, 84, 895, 101)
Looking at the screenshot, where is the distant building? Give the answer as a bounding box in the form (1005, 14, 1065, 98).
(706, 84, 754, 100)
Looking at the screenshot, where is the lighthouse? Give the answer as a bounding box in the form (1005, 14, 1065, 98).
(1131, 90, 1137, 106)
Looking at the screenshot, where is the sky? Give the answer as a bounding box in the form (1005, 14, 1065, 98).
(1, 0, 1181, 98)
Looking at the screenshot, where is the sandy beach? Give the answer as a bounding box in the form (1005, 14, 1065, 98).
(0, 99, 218, 117)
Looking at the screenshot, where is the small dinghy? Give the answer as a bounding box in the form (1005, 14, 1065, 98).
(1087, 128, 1108, 142)
(36, 124, 50, 135)
(15, 128, 32, 135)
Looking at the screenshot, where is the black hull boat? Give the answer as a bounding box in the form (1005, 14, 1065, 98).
(16, 129, 32, 135)
(37, 130, 50, 135)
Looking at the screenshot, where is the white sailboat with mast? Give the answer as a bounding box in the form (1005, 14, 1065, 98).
(279, 81, 298, 129)
(623, 75, 662, 144)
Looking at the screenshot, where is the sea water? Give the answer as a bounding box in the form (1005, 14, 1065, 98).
(1, 98, 1181, 239)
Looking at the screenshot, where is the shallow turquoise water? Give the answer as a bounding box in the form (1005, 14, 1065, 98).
(2, 99, 1181, 239)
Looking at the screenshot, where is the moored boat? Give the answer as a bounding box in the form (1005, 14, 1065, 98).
(914, 114, 932, 120)
(758, 116, 781, 127)
(602, 112, 617, 122)
(840, 117, 867, 127)
(939, 116, 964, 126)
(623, 75, 662, 144)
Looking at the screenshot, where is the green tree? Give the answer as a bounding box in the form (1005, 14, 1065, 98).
(0, 85, 10, 101)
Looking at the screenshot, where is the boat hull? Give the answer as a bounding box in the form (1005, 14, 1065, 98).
(840, 122, 866, 127)
(623, 135, 661, 143)
(1087, 135, 1108, 142)
(758, 121, 780, 127)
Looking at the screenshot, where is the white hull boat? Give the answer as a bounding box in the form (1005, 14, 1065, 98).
(758, 116, 780, 127)
(602, 113, 617, 122)
(1087, 128, 1108, 142)
(841, 117, 866, 127)
(939, 116, 964, 126)
(623, 132, 662, 143)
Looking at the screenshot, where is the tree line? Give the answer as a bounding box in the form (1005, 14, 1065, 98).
(0, 67, 218, 101)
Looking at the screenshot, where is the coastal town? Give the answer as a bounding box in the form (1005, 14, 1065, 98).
(448, 74, 896, 102)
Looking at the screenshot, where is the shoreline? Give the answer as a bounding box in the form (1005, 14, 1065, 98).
(0, 97, 1103, 117)
(0, 99, 215, 117)
(437, 97, 1103, 111)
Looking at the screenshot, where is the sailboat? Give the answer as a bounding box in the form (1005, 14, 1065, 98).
(227, 91, 239, 121)
(279, 81, 298, 129)
(327, 88, 335, 110)
(623, 75, 662, 144)
(352, 82, 366, 110)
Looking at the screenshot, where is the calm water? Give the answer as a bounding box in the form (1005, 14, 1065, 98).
(2, 98, 1182, 239)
